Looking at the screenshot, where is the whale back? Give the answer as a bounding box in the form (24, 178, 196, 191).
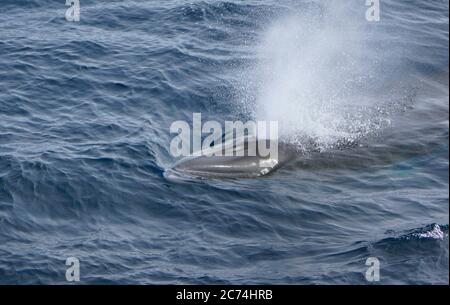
(169, 137, 296, 178)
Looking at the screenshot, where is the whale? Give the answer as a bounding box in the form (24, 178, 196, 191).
(168, 136, 297, 178)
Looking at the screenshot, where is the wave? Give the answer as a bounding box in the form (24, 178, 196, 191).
(386, 223, 448, 241)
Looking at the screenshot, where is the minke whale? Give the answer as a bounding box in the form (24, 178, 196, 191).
(168, 137, 297, 178)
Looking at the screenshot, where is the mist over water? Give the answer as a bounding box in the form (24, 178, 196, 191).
(246, 1, 414, 151)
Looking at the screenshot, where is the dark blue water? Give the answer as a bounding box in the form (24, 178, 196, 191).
(0, 0, 448, 284)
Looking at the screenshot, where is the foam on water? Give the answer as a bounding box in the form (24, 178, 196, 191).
(414, 224, 446, 240)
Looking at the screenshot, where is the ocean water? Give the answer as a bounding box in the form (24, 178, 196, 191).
(0, 0, 448, 284)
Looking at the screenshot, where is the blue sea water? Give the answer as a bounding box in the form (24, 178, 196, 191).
(0, 0, 448, 284)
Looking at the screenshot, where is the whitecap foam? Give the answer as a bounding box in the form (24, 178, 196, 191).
(414, 224, 445, 240)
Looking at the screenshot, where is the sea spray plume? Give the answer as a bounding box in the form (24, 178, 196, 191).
(168, 1, 418, 179)
(251, 1, 405, 152)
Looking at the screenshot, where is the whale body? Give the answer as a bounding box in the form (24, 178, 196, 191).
(168, 137, 297, 178)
